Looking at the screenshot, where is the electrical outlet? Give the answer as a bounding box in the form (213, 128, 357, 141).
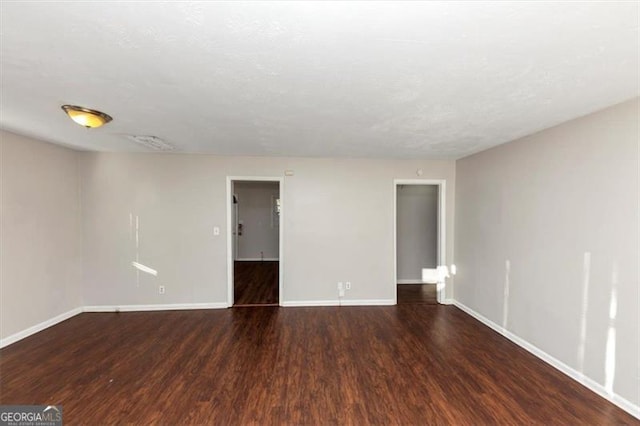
(159, 285, 165, 295)
(346, 282, 351, 290)
(213, 226, 220, 236)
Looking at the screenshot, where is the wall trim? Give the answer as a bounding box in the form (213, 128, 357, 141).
(282, 299, 395, 307)
(83, 303, 229, 312)
(281, 300, 341, 307)
(235, 258, 279, 262)
(0, 307, 82, 349)
(341, 299, 395, 306)
(453, 300, 640, 420)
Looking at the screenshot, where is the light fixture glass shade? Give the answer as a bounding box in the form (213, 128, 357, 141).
(61, 105, 112, 128)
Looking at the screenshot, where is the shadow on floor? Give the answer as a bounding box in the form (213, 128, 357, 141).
(234, 261, 279, 306)
(397, 284, 437, 305)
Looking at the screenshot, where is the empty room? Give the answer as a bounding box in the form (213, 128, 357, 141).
(0, 1, 638, 425)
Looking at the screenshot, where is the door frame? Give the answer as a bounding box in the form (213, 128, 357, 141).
(393, 179, 446, 304)
(226, 176, 284, 307)
(232, 193, 239, 261)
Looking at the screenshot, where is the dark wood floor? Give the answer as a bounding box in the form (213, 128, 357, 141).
(234, 261, 278, 306)
(397, 283, 437, 304)
(1, 306, 636, 425)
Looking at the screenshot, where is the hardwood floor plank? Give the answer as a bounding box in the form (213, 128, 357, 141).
(397, 284, 437, 304)
(0, 306, 637, 425)
(234, 261, 279, 306)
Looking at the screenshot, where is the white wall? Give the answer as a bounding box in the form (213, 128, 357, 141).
(454, 98, 639, 407)
(0, 131, 82, 340)
(396, 185, 438, 281)
(80, 155, 455, 305)
(234, 181, 280, 260)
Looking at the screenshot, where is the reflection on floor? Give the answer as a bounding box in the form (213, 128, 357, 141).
(234, 261, 279, 306)
(397, 284, 437, 304)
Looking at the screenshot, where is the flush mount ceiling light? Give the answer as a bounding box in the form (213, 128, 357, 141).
(61, 105, 112, 128)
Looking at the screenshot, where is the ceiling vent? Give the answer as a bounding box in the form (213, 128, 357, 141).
(125, 135, 175, 151)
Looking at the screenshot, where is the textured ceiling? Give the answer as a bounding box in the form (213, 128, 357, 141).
(1, 1, 638, 158)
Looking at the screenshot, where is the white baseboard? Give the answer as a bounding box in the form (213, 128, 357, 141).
(397, 279, 427, 284)
(441, 299, 454, 305)
(235, 258, 279, 262)
(83, 303, 228, 312)
(282, 299, 394, 307)
(453, 300, 640, 420)
(341, 299, 395, 306)
(281, 300, 341, 307)
(0, 307, 82, 349)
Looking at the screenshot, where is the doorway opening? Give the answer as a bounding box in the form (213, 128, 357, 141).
(227, 177, 283, 307)
(393, 179, 446, 305)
